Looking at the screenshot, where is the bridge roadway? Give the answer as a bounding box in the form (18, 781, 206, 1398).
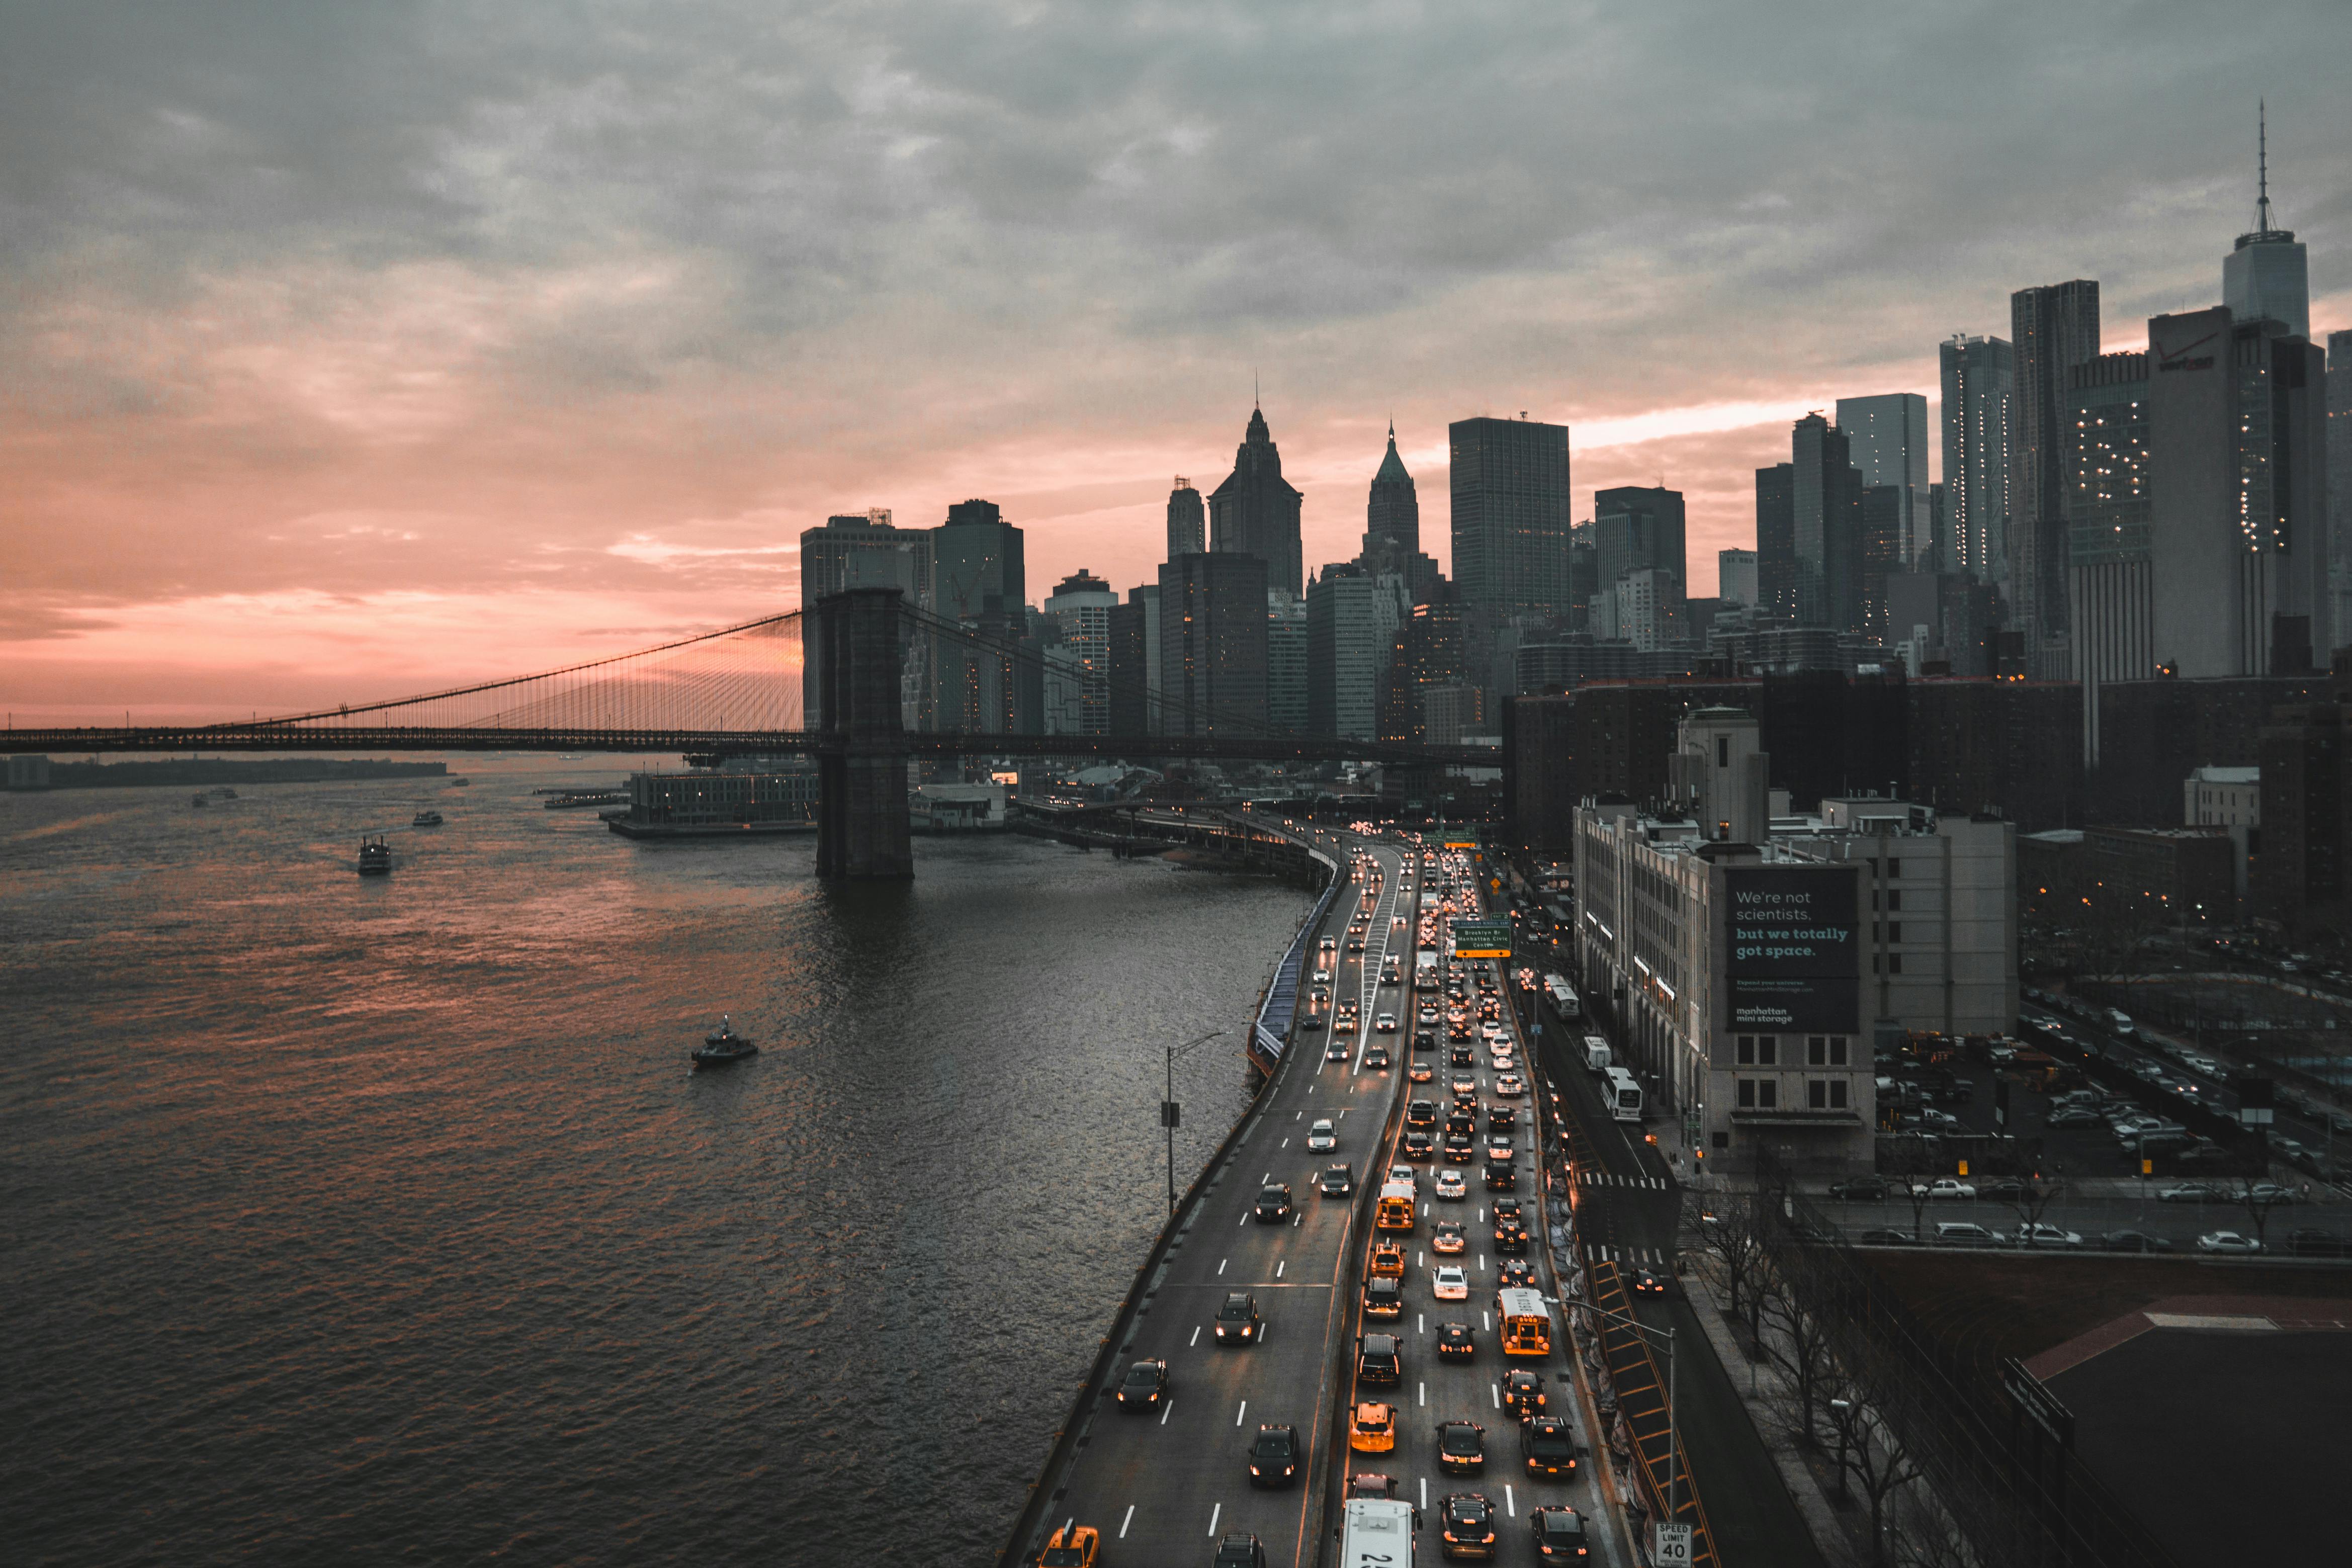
(1036, 826, 1631, 1567)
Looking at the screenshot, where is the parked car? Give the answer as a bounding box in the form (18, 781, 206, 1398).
(2284, 1229, 2350, 1258)
(2197, 1230, 2263, 1255)
(1933, 1222, 2003, 1248)
(1912, 1178, 1977, 1201)
(1857, 1228, 1920, 1246)
(2001, 1224, 2084, 1249)
(2158, 1182, 2230, 1204)
(1826, 1177, 1890, 1201)
(2097, 1230, 2174, 1252)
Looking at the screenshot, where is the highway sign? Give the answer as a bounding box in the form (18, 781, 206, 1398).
(1452, 919, 1512, 957)
(1654, 1523, 1694, 1564)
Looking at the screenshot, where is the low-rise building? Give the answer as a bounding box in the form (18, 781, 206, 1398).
(612, 768, 820, 836)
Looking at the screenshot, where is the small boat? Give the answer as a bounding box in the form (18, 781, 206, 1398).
(215, 788, 239, 799)
(692, 1016, 758, 1067)
(358, 835, 392, 875)
(192, 794, 208, 807)
(450, 777, 471, 787)
(412, 810, 445, 827)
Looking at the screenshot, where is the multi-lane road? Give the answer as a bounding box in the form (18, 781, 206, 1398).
(1041, 833, 1412, 1563)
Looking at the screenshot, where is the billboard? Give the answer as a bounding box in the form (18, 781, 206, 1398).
(1451, 918, 1513, 958)
(1722, 866, 1859, 1033)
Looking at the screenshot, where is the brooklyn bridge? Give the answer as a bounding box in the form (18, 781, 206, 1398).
(13, 588, 1504, 876)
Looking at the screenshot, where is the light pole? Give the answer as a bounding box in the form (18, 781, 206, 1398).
(1164, 1030, 1226, 1214)
(1549, 1291, 1679, 1535)
(1830, 1397, 1853, 1504)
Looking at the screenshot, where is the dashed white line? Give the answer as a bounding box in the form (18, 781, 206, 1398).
(1235, 1401, 1247, 1427)
(1491, 1383, 1501, 1408)
(1483, 1311, 1491, 1331)
(1418, 1381, 1426, 1407)
(1190, 1327, 1201, 1347)
(1218, 1259, 1227, 1275)
(1505, 1484, 1516, 1517)
(1276, 1260, 1285, 1278)
(1120, 1505, 1136, 1537)
(1162, 1400, 1174, 1426)
(1281, 1138, 1288, 1149)
(1207, 1503, 1222, 1536)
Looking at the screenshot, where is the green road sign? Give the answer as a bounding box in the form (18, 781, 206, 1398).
(1452, 918, 1512, 957)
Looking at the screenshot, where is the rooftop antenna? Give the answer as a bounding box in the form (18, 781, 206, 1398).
(1254, 369, 1260, 410)
(2256, 99, 2275, 233)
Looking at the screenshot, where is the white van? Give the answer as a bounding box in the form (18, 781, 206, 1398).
(1582, 1035, 1612, 1074)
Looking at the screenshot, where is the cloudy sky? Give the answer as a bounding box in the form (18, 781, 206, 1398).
(5, 1, 2347, 721)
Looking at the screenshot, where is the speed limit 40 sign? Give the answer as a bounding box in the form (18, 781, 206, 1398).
(1654, 1522, 1694, 1564)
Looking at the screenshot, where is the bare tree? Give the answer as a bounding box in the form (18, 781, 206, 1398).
(1685, 1191, 1770, 1343)
(1823, 1353, 1929, 1568)
(2235, 1173, 2292, 1250)
(1758, 1248, 1842, 1449)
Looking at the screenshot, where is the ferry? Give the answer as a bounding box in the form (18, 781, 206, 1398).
(412, 810, 445, 827)
(357, 835, 392, 875)
(692, 1016, 758, 1067)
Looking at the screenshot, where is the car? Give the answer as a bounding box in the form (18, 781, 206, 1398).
(1488, 1105, 1518, 1132)
(1913, 1178, 1977, 1201)
(1933, 1222, 2002, 1248)
(1498, 1258, 1537, 1291)
(1404, 1129, 1437, 1161)
(1115, 1357, 1168, 1411)
(2285, 1229, 2350, 1257)
(2246, 1182, 2299, 1205)
(2197, 1230, 2263, 1255)
(1371, 1238, 1408, 1277)
(1376, 1013, 1398, 1033)
(1348, 1471, 1400, 1499)
(1437, 1492, 1498, 1560)
(2003, 1224, 2084, 1248)
(1857, 1228, 1920, 1246)
(1530, 1506, 1591, 1559)
(1246, 1423, 1300, 1488)
(1312, 969, 1331, 985)
(1432, 1221, 1468, 1255)
(1409, 1061, 1435, 1082)
(1432, 1265, 1470, 1300)
(2098, 1230, 2174, 1252)
(1407, 1098, 1439, 1130)
(2047, 1108, 2102, 1128)
(1978, 1178, 2041, 1202)
(1036, 1523, 1100, 1568)
(1502, 1368, 1547, 1418)
(1451, 1043, 1476, 1068)
(1255, 1183, 1293, 1223)
(1484, 1159, 1517, 1191)
(1306, 1118, 1338, 1153)
(1334, 1015, 1357, 1035)
(1444, 1134, 1476, 1164)
(2158, 1182, 2230, 1203)
(1435, 1419, 1487, 1473)
(1434, 1168, 1468, 1200)
(1364, 1276, 1405, 1317)
(1326, 1041, 1350, 1062)
(1631, 1266, 1666, 1295)
(1321, 1163, 1355, 1198)
(1451, 1077, 1479, 1101)
(1494, 1220, 1528, 1256)
(1349, 1401, 1398, 1453)
(1519, 1415, 1579, 1477)
(1486, 1138, 1516, 1163)
(1494, 1074, 1525, 1097)
(1435, 1321, 1476, 1359)
(1826, 1177, 1891, 1201)
(1364, 1044, 1391, 1070)
(1358, 1333, 1403, 1386)
(1214, 1291, 1262, 1344)
(1415, 1030, 1438, 1052)
(1445, 1109, 1476, 1137)
(1388, 1165, 1416, 1190)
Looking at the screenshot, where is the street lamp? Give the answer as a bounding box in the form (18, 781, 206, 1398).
(1830, 1397, 1853, 1504)
(1548, 1291, 1679, 1537)
(1163, 1030, 1226, 1214)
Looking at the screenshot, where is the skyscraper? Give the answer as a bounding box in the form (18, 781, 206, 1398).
(1592, 486, 1688, 616)
(2010, 280, 2102, 672)
(1267, 590, 1309, 737)
(800, 509, 933, 731)
(2329, 331, 2352, 646)
(1361, 424, 1440, 595)
(2064, 351, 2153, 762)
(1940, 334, 2014, 581)
(1860, 487, 1904, 639)
(1158, 552, 1270, 737)
(1307, 564, 1382, 741)
(1790, 413, 1863, 630)
(1756, 464, 1796, 622)
(1836, 393, 1931, 567)
(1718, 549, 1759, 609)
(1043, 569, 1118, 735)
(933, 498, 1025, 620)
(1166, 479, 1205, 560)
(1209, 408, 1304, 597)
(1107, 598, 1150, 738)
(1449, 415, 1573, 659)
(2223, 105, 2310, 340)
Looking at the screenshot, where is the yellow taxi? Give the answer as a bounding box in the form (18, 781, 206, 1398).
(1036, 1523, 1100, 1567)
(1349, 1401, 1398, 1453)
(1369, 1238, 1407, 1278)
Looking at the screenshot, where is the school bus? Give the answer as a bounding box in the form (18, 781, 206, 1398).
(1374, 1181, 1417, 1232)
(1498, 1286, 1552, 1356)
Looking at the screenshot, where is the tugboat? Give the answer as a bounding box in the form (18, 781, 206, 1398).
(357, 835, 392, 875)
(692, 1016, 758, 1067)
(412, 809, 445, 827)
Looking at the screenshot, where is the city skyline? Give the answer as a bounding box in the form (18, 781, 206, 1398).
(6, 8, 2349, 722)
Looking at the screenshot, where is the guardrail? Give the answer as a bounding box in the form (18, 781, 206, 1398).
(994, 826, 1344, 1567)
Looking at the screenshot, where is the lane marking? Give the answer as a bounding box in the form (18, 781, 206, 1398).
(1420, 1476, 1429, 1510)
(1121, 1505, 1136, 1537)
(1235, 1400, 1247, 1427)
(1418, 1381, 1426, 1407)
(1190, 1327, 1201, 1347)
(1162, 1400, 1174, 1426)
(1281, 1138, 1288, 1149)
(1218, 1259, 1227, 1274)
(1419, 1313, 1426, 1334)
(1207, 1502, 1221, 1536)
(1484, 1311, 1491, 1331)
(1238, 1214, 1247, 1229)
(1491, 1382, 1501, 1407)
(1505, 1484, 1515, 1517)
(1277, 1260, 1285, 1278)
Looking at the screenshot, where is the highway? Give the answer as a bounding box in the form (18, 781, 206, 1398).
(1039, 830, 1412, 1564)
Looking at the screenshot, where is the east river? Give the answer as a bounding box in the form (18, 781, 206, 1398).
(1, 760, 1310, 1564)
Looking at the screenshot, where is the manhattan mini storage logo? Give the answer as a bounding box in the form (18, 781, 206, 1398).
(1722, 867, 1860, 1034)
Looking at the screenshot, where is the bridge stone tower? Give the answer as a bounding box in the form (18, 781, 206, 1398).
(813, 587, 915, 879)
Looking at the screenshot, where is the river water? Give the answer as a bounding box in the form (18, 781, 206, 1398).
(0, 761, 1309, 1565)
